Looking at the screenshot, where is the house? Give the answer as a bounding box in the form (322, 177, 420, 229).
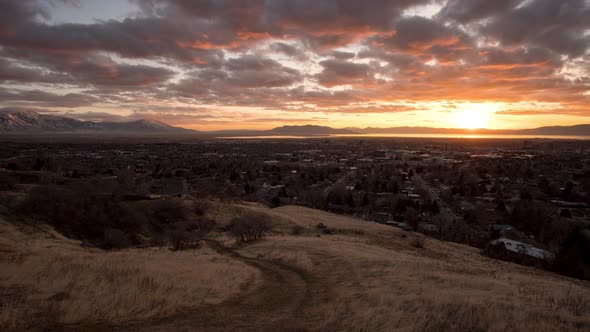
(489, 224, 514, 238)
(374, 212, 392, 223)
(386, 220, 411, 231)
(485, 237, 555, 267)
(417, 222, 439, 234)
(551, 200, 590, 209)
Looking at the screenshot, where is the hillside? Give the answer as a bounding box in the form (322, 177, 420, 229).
(1, 200, 589, 331)
(0, 109, 192, 133)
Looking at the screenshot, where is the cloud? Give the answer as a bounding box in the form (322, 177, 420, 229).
(0, 88, 99, 107)
(315, 59, 372, 87)
(437, 0, 521, 23)
(0, 0, 588, 126)
(372, 16, 473, 63)
(480, 0, 590, 58)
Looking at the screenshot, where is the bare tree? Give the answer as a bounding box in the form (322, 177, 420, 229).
(228, 212, 273, 242)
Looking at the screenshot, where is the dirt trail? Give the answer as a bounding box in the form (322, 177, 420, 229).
(122, 240, 313, 332)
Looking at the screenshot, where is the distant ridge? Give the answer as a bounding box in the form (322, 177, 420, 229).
(212, 124, 590, 137)
(1, 110, 588, 136)
(349, 125, 590, 136)
(269, 125, 357, 135)
(0, 109, 193, 133)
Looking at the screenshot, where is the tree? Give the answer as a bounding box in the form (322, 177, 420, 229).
(228, 212, 273, 242)
(168, 217, 216, 251)
(404, 207, 421, 231)
(552, 227, 590, 280)
(562, 181, 574, 200)
(430, 200, 440, 214)
(151, 199, 188, 225)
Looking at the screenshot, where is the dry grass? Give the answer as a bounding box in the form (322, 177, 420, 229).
(228, 204, 590, 332)
(240, 234, 590, 331)
(0, 220, 259, 331)
(2, 202, 590, 331)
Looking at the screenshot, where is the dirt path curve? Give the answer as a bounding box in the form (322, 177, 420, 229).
(126, 240, 312, 332)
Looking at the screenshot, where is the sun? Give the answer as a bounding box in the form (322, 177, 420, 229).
(452, 103, 496, 129)
(454, 109, 489, 129)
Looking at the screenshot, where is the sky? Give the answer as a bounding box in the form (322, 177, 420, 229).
(0, 0, 589, 131)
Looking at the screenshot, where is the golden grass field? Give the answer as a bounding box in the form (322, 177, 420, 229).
(1, 200, 589, 331)
(0, 219, 259, 330)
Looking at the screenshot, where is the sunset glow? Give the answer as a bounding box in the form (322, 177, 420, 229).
(451, 103, 498, 129)
(0, 0, 589, 130)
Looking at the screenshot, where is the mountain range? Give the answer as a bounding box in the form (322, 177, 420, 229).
(219, 124, 590, 136)
(1, 110, 589, 136)
(0, 110, 191, 133)
(346, 125, 590, 136)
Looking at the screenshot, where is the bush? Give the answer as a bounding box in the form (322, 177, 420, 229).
(150, 199, 188, 225)
(21, 185, 143, 244)
(551, 227, 590, 280)
(167, 218, 215, 251)
(291, 225, 304, 235)
(194, 200, 209, 216)
(102, 228, 130, 249)
(315, 222, 333, 234)
(411, 237, 425, 249)
(20, 184, 200, 250)
(228, 212, 272, 242)
(168, 229, 199, 251)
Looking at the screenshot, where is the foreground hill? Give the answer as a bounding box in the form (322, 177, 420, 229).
(0, 109, 192, 133)
(1, 201, 589, 331)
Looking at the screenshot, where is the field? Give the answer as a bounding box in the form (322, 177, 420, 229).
(1, 202, 589, 331)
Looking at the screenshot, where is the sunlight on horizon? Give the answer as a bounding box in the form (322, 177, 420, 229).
(451, 103, 499, 129)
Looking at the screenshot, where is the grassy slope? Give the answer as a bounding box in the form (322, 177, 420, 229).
(1, 201, 589, 331)
(0, 219, 260, 330)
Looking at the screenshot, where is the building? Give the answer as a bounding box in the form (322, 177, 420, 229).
(485, 238, 555, 267)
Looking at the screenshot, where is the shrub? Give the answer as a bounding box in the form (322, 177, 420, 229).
(315, 222, 333, 234)
(291, 225, 304, 235)
(228, 212, 272, 242)
(102, 228, 130, 249)
(21, 185, 143, 244)
(150, 199, 188, 225)
(551, 227, 590, 280)
(194, 200, 209, 216)
(20, 184, 197, 250)
(411, 237, 425, 249)
(167, 218, 216, 251)
(168, 229, 199, 251)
